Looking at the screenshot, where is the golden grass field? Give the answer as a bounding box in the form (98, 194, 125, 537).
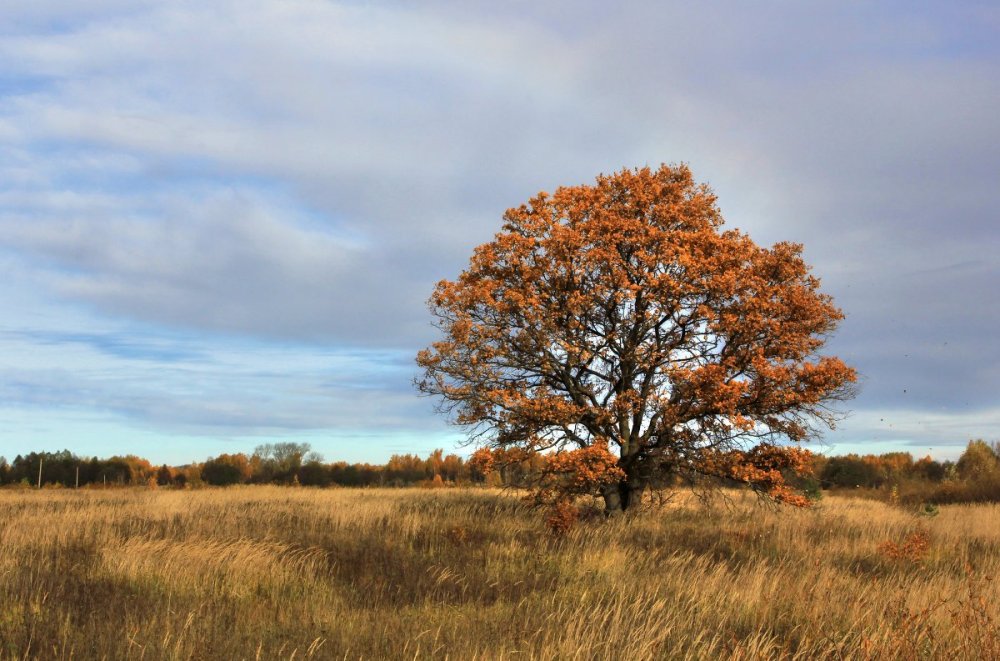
(1, 486, 998, 660)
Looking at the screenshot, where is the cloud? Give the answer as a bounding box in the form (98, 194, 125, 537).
(0, 1, 996, 454)
(825, 405, 1000, 460)
(0, 0, 620, 347)
(0, 325, 428, 435)
(2, 329, 208, 362)
(0, 187, 415, 342)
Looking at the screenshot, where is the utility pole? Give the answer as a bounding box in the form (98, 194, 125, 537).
(76, 465, 80, 489)
(37, 457, 43, 489)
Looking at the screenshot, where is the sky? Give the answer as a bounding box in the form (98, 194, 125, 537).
(0, 1, 997, 464)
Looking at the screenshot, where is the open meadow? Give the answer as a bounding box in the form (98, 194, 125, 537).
(1, 486, 998, 660)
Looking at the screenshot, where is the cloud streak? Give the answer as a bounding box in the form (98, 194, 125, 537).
(0, 325, 426, 435)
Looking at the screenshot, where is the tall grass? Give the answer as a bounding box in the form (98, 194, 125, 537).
(0, 487, 997, 659)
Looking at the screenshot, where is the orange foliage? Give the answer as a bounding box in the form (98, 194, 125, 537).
(468, 446, 534, 477)
(543, 443, 625, 495)
(417, 164, 856, 520)
(110, 455, 155, 484)
(703, 445, 816, 507)
(878, 529, 932, 563)
(535, 443, 626, 530)
(545, 499, 579, 535)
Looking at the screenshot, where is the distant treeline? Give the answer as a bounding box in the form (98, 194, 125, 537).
(810, 439, 1000, 504)
(3, 440, 1000, 504)
(0, 443, 490, 489)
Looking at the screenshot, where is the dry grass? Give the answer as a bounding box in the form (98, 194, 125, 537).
(0, 487, 998, 659)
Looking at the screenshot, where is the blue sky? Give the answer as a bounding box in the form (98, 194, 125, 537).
(0, 1, 997, 464)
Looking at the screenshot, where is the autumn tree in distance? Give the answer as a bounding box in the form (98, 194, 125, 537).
(417, 164, 856, 518)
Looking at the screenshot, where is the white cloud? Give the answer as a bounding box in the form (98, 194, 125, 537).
(825, 405, 1000, 460)
(0, 324, 428, 434)
(0, 188, 422, 343)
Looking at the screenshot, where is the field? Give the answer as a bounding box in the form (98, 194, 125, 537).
(1, 487, 998, 659)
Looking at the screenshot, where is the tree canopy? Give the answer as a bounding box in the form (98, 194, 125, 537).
(417, 164, 856, 517)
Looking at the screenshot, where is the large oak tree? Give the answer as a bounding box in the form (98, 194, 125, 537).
(417, 165, 856, 516)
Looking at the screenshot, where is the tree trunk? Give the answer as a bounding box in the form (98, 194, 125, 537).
(602, 475, 646, 516)
(602, 483, 624, 515)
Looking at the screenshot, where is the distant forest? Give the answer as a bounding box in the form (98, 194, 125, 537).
(3, 440, 1000, 505)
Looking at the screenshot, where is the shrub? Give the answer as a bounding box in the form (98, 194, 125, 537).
(878, 528, 931, 563)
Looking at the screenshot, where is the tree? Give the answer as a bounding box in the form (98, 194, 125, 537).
(252, 442, 311, 483)
(297, 459, 333, 486)
(913, 455, 947, 482)
(820, 454, 880, 489)
(876, 452, 914, 486)
(201, 453, 252, 486)
(155, 464, 176, 487)
(417, 164, 856, 517)
(956, 439, 998, 482)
